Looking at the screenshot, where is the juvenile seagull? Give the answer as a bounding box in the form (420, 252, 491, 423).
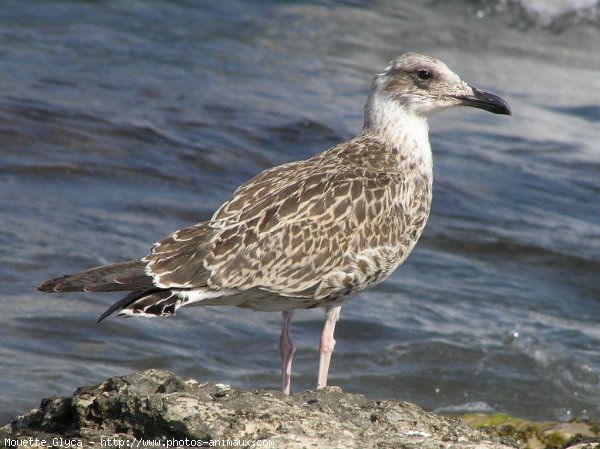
(39, 53, 510, 394)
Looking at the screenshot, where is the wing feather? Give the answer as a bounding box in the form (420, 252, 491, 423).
(143, 133, 430, 300)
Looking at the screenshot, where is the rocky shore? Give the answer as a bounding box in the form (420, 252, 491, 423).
(1, 369, 598, 449)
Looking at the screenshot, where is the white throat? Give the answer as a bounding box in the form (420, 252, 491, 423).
(363, 91, 432, 171)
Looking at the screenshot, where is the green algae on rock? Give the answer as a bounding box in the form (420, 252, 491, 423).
(460, 413, 600, 449)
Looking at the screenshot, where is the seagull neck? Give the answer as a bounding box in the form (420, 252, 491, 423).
(363, 94, 432, 172)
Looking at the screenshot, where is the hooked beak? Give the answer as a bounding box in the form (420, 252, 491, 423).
(455, 87, 511, 115)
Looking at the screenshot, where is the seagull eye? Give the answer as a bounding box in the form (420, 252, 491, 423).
(416, 69, 432, 80)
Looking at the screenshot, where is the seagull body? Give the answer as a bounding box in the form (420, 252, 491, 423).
(39, 53, 510, 394)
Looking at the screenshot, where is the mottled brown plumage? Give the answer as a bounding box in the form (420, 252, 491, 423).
(38, 53, 511, 394)
(144, 133, 431, 308)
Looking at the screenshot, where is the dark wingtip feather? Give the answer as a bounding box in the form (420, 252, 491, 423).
(97, 289, 180, 323)
(96, 291, 144, 324)
(97, 304, 119, 323)
(96, 290, 152, 324)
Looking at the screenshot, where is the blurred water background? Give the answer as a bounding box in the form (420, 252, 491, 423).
(1, 0, 599, 424)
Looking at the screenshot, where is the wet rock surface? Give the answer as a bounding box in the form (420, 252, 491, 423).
(1, 369, 516, 449)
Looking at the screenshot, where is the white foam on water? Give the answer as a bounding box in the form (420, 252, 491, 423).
(434, 401, 496, 414)
(495, 0, 599, 26)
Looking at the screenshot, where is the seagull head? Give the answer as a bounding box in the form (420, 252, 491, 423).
(365, 53, 511, 121)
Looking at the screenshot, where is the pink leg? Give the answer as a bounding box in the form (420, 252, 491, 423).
(317, 306, 341, 389)
(279, 310, 295, 395)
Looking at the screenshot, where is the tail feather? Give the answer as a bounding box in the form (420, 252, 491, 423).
(38, 260, 153, 293)
(97, 289, 184, 323)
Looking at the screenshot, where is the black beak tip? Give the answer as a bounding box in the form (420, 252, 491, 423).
(484, 92, 511, 116)
(469, 88, 512, 116)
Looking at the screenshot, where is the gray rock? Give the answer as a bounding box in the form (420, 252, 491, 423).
(1, 369, 517, 449)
